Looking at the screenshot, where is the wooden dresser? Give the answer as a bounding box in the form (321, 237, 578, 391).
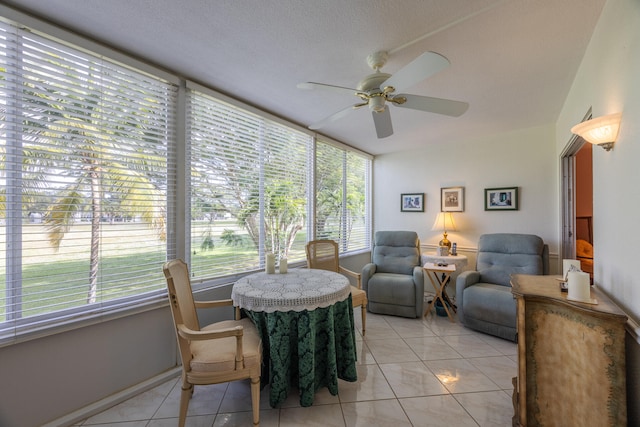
(511, 274, 627, 427)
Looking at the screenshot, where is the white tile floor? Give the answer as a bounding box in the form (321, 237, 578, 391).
(77, 309, 517, 426)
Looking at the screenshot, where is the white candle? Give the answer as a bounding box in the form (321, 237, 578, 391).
(568, 271, 590, 301)
(265, 252, 275, 274)
(279, 257, 288, 274)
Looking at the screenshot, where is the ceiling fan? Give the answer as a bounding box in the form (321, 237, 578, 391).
(297, 50, 469, 138)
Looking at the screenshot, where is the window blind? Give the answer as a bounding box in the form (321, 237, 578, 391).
(315, 139, 370, 253)
(0, 22, 177, 339)
(187, 87, 311, 280)
(0, 12, 372, 342)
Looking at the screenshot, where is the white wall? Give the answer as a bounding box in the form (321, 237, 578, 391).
(0, 308, 177, 427)
(556, 0, 640, 322)
(556, 0, 640, 421)
(373, 123, 558, 267)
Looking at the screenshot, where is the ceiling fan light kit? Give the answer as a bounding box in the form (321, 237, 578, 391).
(298, 50, 469, 138)
(368, 94, 386, 113)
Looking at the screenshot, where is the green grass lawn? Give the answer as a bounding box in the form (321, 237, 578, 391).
(0, 221, 309, 320)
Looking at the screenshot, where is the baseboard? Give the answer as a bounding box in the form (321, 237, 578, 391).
(42, 367, 181, 427)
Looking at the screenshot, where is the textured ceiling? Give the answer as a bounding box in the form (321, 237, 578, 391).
(2, 0, 605, 155)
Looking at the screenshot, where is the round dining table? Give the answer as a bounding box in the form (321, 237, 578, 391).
(232, 269, 358, 407)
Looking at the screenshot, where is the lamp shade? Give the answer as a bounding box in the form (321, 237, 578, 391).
(571, 113, 621, 150)
(431, 212, 457, 232)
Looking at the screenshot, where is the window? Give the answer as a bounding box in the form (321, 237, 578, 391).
(187, 84, 311, 280)
(0, 22, 177, 339)
(0, 13, 371, 342)
(315, 139, 370, 253)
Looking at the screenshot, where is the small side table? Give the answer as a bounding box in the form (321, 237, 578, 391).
(423, 262, 457, 322)
(421, 252, 468, 299)
(421, 253, 468, 272)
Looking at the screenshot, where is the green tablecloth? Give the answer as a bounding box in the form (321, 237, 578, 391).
(245, 295, 357, 407)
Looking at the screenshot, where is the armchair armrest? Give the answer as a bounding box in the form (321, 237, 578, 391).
(339, 266, 362, 289)
(177, 322, 244, 341)
(194, 298, 234, 309)
(412, 265, 424, 291)
(455, 270, 480, 324)
(412, 265, 425, 317)
(361, 263, 377, 291)
(456, 271, 480, 292)
(194, 298, 241, 319)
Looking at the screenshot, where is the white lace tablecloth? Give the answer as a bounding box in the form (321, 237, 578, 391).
(232, 269, 351, 313)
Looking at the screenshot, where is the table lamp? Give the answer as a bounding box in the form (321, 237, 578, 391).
(432, 212, 457, 252)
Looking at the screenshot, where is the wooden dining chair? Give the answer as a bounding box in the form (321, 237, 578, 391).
(305, 239, 367, 335)
(163, 259, 262, 426)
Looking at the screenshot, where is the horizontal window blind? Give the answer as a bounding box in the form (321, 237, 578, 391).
(0, 22, 177, 339)
(187, 87, 311, 280)
(0, 12, 372, 342)
(315, 139, 370, 253)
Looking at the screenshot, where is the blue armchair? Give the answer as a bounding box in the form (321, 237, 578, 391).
(456, 233, 549, 341)
(362, 231, 424, 318)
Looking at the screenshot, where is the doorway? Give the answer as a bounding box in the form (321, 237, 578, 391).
(561, 111, 594, 280)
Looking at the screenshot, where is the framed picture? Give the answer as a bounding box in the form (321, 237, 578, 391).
(441, 187, 464, 212)
(485, 187, 519, 210)
(401, 193, 424, 212)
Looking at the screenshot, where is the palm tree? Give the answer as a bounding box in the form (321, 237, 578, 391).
(237, 181, 305, 258)
(44, 117, 165, 303)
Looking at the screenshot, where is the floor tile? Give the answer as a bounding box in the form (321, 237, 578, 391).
(478, 333, 518, 356)
(354, 339, 377, 365)
(424, 358, 501, 394)
(441, 334, 503, 358)
(82, 313, 517, 426)
(467, 355, 518, 390)
(359, 318, 400, 340)
(378, 361, 448, 398)
(399, 395, 479, 427)
(279, 403, 345, 427)
(364, 337, 420, 363)
(213, 408, 280, 426)
(453, 390, 514, 426)
(341, 399, 413, 426)
(337, 364, 396, 402)
(149, 415, 215, 427)
(385, 316, 436, 338)
(82, 379, 175, 424)
(404, 335, 463, 361)
(154, 381, 226, 419)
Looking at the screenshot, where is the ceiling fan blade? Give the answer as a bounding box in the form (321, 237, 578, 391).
(308, 104, 357, 130)
(383, 51, 450, 93)
(395, 94, 469, 117)
(297, 82, 361, 96)
(372, 107, 393, 139)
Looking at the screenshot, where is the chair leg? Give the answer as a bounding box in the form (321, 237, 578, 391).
(178, 382, 193, 427)
(251, 376, 260, 426)
(361, 304, 366, 336)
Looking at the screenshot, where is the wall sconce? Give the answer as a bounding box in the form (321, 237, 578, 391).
(570, 112, 622, 151)
(431, 212, 457, 251)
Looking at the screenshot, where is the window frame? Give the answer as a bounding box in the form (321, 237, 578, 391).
(0, 8, 372, 345)
(0, 18, 179, 344)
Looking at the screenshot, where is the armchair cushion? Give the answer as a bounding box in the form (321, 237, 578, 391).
(476, 233, 548, 286)
(366, 269, 420, 304)
(372, 230, 422, 275)
(191, 318, 262, 372)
